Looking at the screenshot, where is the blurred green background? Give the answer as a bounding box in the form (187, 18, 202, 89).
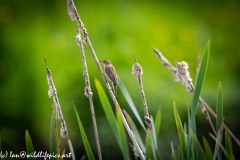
(0, 0, 240, 159)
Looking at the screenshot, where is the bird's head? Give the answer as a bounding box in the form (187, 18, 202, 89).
(100, 59, 112, 65)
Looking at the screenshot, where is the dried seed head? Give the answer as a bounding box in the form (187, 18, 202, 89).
(54, 104, 61, 120)
(67, 0, 77, 21)
(76, 29, 81, 46)
(60, 121, 67, 139)
(175, 60, 194, 92)
(130, 144, 139, 157)
(152, 47, 176, 72)
(144, 116, 152, 128)
(132, 55, 143, 79)
(48, 88, 54, 98)
(132, 63, 143, 79)
(84, 86, 93, 97)
(176, 61, 189, 75)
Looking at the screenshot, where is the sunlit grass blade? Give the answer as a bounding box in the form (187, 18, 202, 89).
(67, 140, 76, 160)
(171, 142, 176, 160)
(25, 130, 36, 160)
(80, 155, 86, 160)
(50, 107, 58, 160)
(57, 140, 61, 158)
(202, 136, 213, 160)
(59, 149, 65, 160)
(190, 130, 207, 160)
(145, 129, 153, 160)
(210, 133, 233, 160)
(191, 40, 210, 132)
(184, 123, 187, 137)
(123, 110, 145, 153)
(173, 103, 186, 159)
(74, 106, 95, 160)
(116, 106, 130, 160)
(118, 77, 146, 130)
(225, 129, 235, 160)
(95, 78, 118, 138)
(154, 107, 161, 138)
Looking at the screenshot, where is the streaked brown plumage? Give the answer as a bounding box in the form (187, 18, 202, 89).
(100, 60, 118, 96)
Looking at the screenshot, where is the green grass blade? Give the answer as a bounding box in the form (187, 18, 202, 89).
(191, 40, 210, 132)
(210, 133, 233, 160)
(145, 129, 153, 160)
(74, 106, 95, 160)
(171, 142, 176, 160)
(216, 81, 223, 131)
(151, 116, 158, 151)
(0, 128, 2, 153)
(67, 140, 76, 160)
(25, 130, 36, 160)
(123, 110, 145, 153)
(95, 78, 131, 159)
(225, 129, 235, 160)
(118, 77, 146, 131)
(195, 53, 201, 86)
(95, 78, 118, 138)
(178, 143, 183, 160)
(150, 116, 162, 160)
(191, 142, 195, 160)
(216, 81, 223, 160)
(212, 120, 224, 160)
(187, 105, 192, 160)
(202, 136, 213, 160)
(80, 155, 87, 160)
(187, 105, 195, 136)
(116, 106, 130, 160)
(173, 103, 186, 159)
(156, 152, 162, 160)
(190, 130, 207, 160)
(50, 107, 58, 160)
(154, 107, 161, 138)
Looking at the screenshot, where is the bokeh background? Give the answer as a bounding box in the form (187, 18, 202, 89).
(0, 0, 240, 159)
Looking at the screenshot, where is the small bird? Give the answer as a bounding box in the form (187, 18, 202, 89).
(100, 60, 118, 96)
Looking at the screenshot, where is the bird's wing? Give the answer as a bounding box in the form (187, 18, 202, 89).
(105, 65, 118, 85)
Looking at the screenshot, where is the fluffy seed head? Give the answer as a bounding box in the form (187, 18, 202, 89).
(132, 63, 143, 79)
(175, 60, 194, 92)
